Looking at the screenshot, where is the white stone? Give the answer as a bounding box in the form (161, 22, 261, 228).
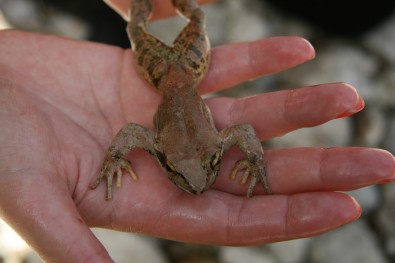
(376, 205, 395, 257)
(385, 107, 395, 155)
(219, 246, 276, 263)
(375, 183, 395, 257)
(203, 2, 229, 46)
(282, 41, 378, 103)
(45, 11, 90, 40)
(0, 10, 12, 30)
(225, 0, 270, 43)
(269, 117, 351, 149)
(268, 238, 312, 263)
(0, 0, 40, 30)
(349, 186, 381, 215)
(147, 15, 187, 45)
(364, 13, 395, 63)
(0, 219, 41, 263)
(375, 67, 395, 108)
(92, 228, 166, 263)
(309, 220, 388, 263)
(382, 180, 395, 203)
(353, 106, 386, 147)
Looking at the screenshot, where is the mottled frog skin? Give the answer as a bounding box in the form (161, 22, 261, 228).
(91, 0, 270, 199)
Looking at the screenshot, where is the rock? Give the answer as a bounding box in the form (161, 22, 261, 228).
(147, 15, 187, 45)
(223, 0, 313, 44)
(0, 9, 12, 30)
(375, 67, 395, 108)
(0, 219, 41, 263)
(203, 2, 229, 46)
(0, 0, 40, 31)
(44, 11, 89, 40)
(309, 220, 388, 263)
(224, 0, 269, 43)
(282, 41, 378, 103)
(268, 238, 312, 263)
(160, 241, 218, 263)
(348, 186, 381, 215)
(376, 202, 395, 258)
(352, 105, 386, 147)
(92, 228, 166, 263)
(268, 117, 351, 149)
(375, 183, 395, 260)
(382, 179, 395, 203)
(219, 246, 276, 263)
(0, 0, 89, 39)
(383, 101, 395, 155)
(363, 13, 395, 63)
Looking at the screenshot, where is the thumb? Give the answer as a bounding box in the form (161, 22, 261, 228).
(0, 180, 113, 262)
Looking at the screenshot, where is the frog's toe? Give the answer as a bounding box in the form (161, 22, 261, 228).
(230, 159, 250, 182)
(91, 161, 113, 190)
(230, 159, 256, 197)
(106, 171, 114, 200)
(120, 159, 139, 182)
(103, 159, 139, 199)
(92, 158, 138, 200)
(115, 159, 138, 188)
(230, 159, 270, 197)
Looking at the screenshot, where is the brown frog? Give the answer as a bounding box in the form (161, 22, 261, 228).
(91, 0, 270, 199)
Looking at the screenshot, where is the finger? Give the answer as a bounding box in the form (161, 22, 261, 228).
(200, 37, 315, 93)
(268, 147, 395, 193)
(0, 175, 113, 263)
(215, 147, 395, 195)
(207, 83, 364, 139)
(104, 0, 217, 21)
(85, 189, 360, 245)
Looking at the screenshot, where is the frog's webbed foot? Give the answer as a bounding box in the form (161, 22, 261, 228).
(127, 0, 210, 87)
(220, 124, 270, 197)
(91, 123, 155, 200)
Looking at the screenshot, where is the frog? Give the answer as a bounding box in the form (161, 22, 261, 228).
(91, 0, 270, 199)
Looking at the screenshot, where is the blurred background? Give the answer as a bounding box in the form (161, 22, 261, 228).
(1, 0, 395, 262)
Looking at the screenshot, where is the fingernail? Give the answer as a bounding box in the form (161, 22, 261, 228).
(336, 84, 365, 118)
(103, 0, 129, 21)
(375, 149, 395, 184)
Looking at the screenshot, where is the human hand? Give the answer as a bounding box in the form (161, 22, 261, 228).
(0, 1, 394, 263)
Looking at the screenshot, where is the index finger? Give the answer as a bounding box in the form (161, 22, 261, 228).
(103, 0, 218, 21)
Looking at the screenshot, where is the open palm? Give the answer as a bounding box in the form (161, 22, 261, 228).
(0, 2, 394, 262)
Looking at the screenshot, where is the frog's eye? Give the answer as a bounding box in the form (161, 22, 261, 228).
(165, 159, 177, 173)
(156, 151, 178, 174)
(210, 151, 221, 169)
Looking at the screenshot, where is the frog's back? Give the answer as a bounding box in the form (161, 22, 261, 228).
(153, 89, 220, 154)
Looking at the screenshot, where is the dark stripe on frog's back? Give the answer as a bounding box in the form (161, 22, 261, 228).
(187, 43, 203, 59)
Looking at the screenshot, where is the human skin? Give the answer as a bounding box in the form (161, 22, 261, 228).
(0, 0, 394, 262)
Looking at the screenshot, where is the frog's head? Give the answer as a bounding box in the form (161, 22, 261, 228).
(156, 146, 223, 195)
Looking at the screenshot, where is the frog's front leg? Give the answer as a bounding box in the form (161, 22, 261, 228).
(220, 124, 270, 197)
(91, 123, 155, 199)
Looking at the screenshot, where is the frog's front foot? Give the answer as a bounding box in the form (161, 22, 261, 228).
(92, 155, 138, 200)
(220, 124, 270, 197)
(230, 158, 270, 197)
(91, 123, 155, 199)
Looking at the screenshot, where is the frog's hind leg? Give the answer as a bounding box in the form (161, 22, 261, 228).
(127, 0, 172, 88)
(172, 0, 211, 81)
